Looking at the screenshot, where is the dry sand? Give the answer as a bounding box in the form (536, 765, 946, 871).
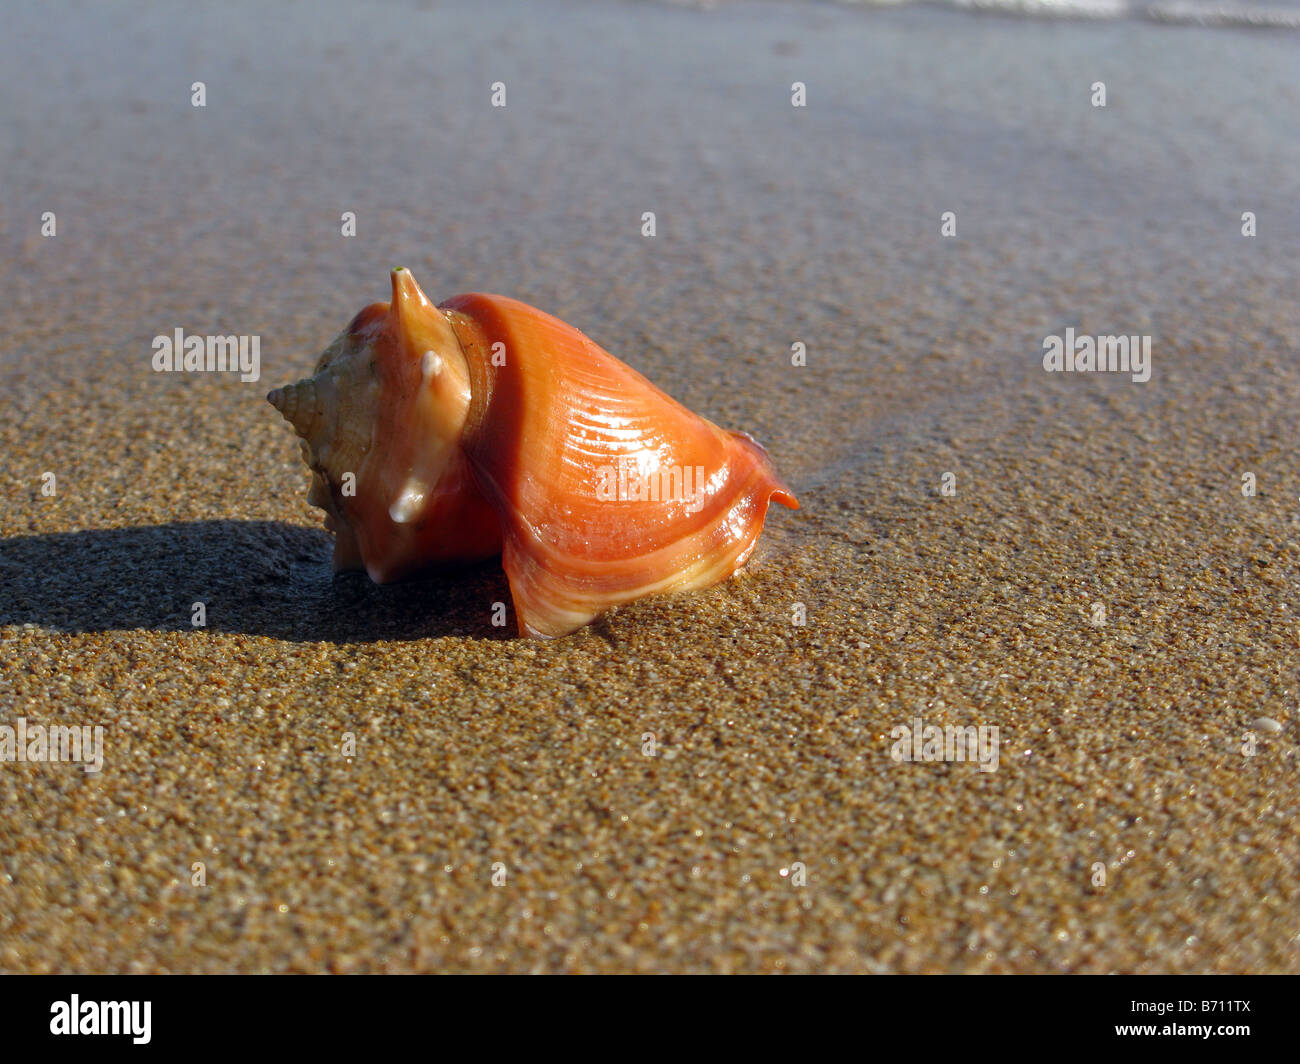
(1, 0, 1297, 972)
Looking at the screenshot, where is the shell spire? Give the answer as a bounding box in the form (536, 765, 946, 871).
(267, 378, 319, 440)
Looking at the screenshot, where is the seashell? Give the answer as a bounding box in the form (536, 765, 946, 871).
(269, 267, 799, 638)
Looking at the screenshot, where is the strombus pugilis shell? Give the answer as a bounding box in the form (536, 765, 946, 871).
(269, 268, 798, 638)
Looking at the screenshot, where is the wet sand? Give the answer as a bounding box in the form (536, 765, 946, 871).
(1, 0, 1297, 972)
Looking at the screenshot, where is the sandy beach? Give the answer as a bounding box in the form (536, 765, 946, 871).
(1, 0, 1297, 972)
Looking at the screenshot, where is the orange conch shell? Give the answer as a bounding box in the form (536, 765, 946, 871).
(269, 268, 799, 638)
